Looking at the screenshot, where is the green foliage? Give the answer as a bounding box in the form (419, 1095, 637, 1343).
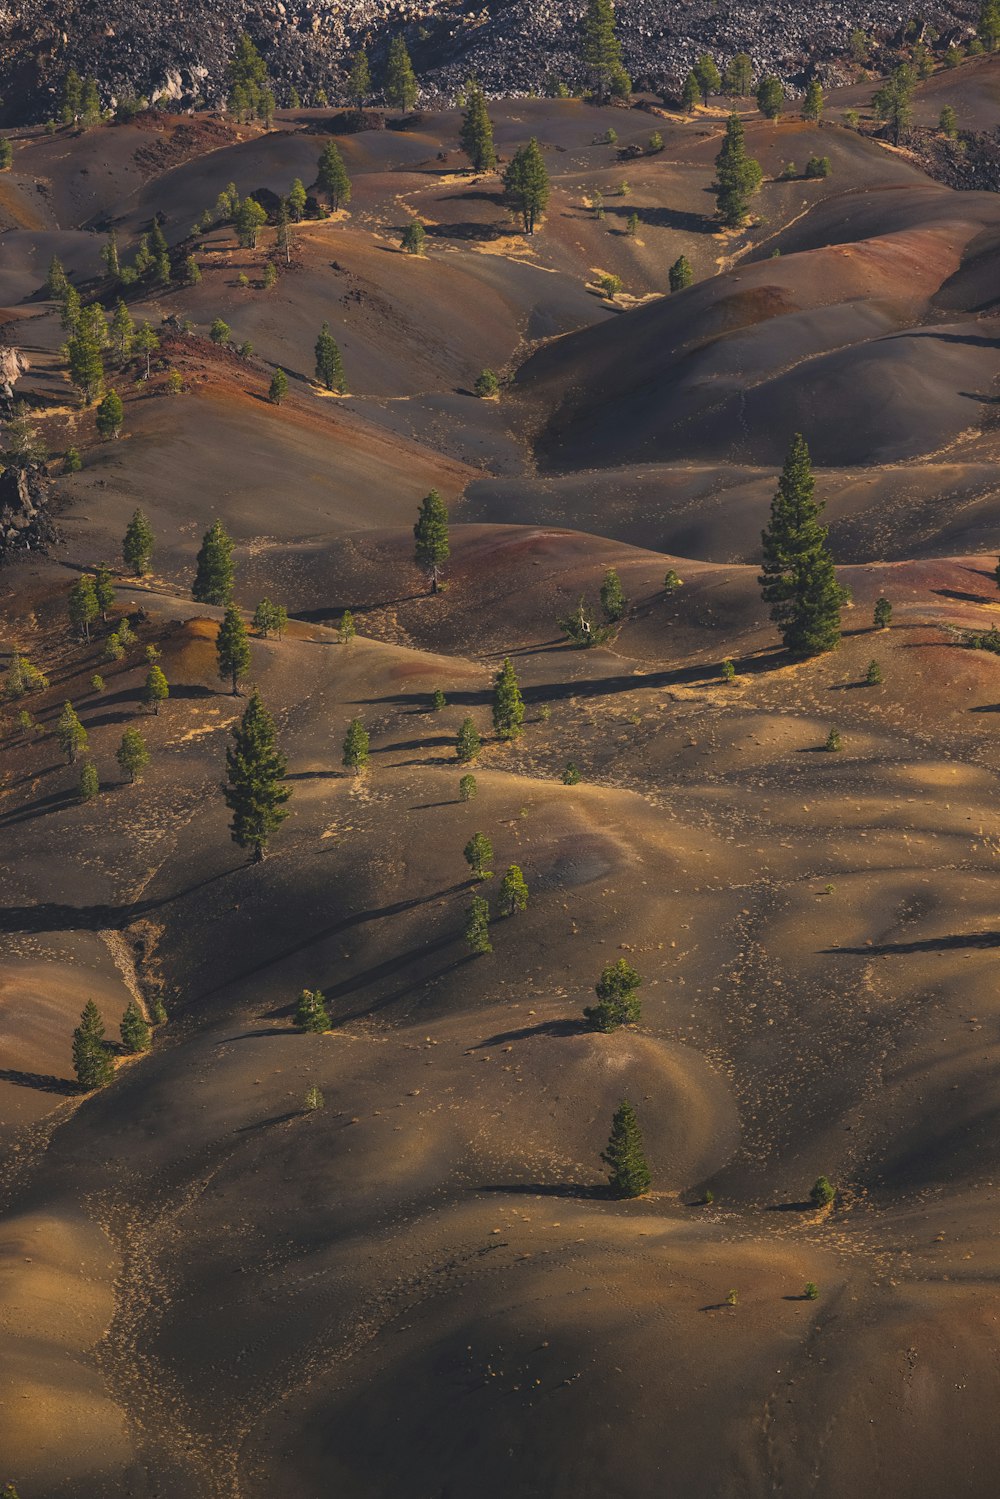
(91, 560, 114, 616)
(120, 999, 151, 1053)
(318, 140, 352, 209)
(503, 138, 550, 234)
(802, 80, 824, 120)
(0, 133, 13, 171)
(223, 690, 290, 860)
(759, 434, 845, 657)
(431, 688, 447, 711)
(216, 605, 251, 694)
(810, 1175, 836, 1207)
(648, 130, 664, 152)
(625, 211, 638, 236)
(57, 701, 88, 764)
(401, 220, 427, 254)
(726, 1288, 739, 1306)
(825, 726, 842, 752)
(210, 317, 231, 345)
(236, 196, 268, 248)
(68, 574, 99, 640)
(598, 272, 622, 299)
(349, 47, 372, 105)
(459, 773, 478, 802)
(865, 659, 882, 685)
(73, 999, 114, 1089)
(939, 104, 958, 137)
(498, 864, 528, 916)
(193, 520, 235, 606)
(849, 28, 870, 62)
(720, 658, 736, 681)
(669, 256, 693, 293)
(67, 317, 105, 404)
(714, 114, 763, 227)
(96, 389, 124, 439)
(465, 893, 492, 954)
(78, 760, 99, 801)
(756, 74, 784, 118)
(681, 71, 700, 111)
(287, 179, 307, 222)
(342, 717, 370, 774)
(314, 322, 346, 392)
(873, 596, 892, 630)
(143, 663, 169, 713)
(980, 0, 1000, 50)
(694, 52, 721, 103)
(304, 1084, 325, 1110)
(117, 726, 150, 782)
(804, 1281, 820, 1299)
(723, 52, 753, 96)
(464, 830, 494, 880)
(600, 567, 627, 623)
(585, 957, 642, 1031)
(460, 83, 497, 171)
(110, 300, 134, 364)
(65, 446, 82, 473)
(804, 155, 832, 178)
(456, 716, 481, 763)
(47, 254, 69, 298)
(4, 655, 48, 700)
(493, 657, 525, 740)
(296, 988, 330, 1032)
(123, 508, 154, 576)
(602, 1099, 651, 1198)
(90, 673, 104, 692)
(263, 261, 278, 289)
(562, 761, 581, 784)
(580, 0, 629, 102)
(873, 63, 914, 143)
(413, 489, 450, 592)
(474, 368, 500, 397)
(339, 609, 355, 643)
(558, 595, 617, 647)
(252, 598, 287, 637)
(228, 32, 274, 123)
(385, 35, 418, 110)
(268, 367, 288, 405)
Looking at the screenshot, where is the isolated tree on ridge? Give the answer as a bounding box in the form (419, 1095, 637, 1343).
(503, 139, 550, 234)
(413, 489, 450, 594)
(192, 520, 235, 606)
(759, 433, 845, 657)
(223, 689, 290, 861)
(216, 604, 251, 694)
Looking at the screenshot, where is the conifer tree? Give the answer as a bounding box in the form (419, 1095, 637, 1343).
(460, 83, 497, 171)
(873, 596, 892, 630)
(580, 0, 630, 102)
(503, 139, 550, 234)
(757, 75, 784, 118)
(142, 663, 169, 714)
(463, 830, 494, 880)
(235, 196, 267, 248)
(0, 137, 11, 171)
(803, 80, 824, 121)
(872, 64, 914, 145)
(101, 228, 121, 280)
(459, 772, 477, 801)
(108, 297, 134, 354)
(979, 0, 1000, 48)
(317, 141, 352, 209)
(117, 726, 149, 782)
(135, 321, 159, 379)
(120, 999, 151, 1053)
(61, 67, 83, 126)
(192, 520, 235, 606)
(413, 488, 450, 593)
(339, 609, 355, 642)
(79, 760, 99, 801)
(287, 180, 307, 223)
(810, 1174, 836, 1207)
(669, 254, 693, 292)
(122, 508, 154, 576)
(216, 605, 251, 694)
(401, 220, 427, 254)
(385, 35, 418, 110)
(600, 567, 627, 623)
(67, 319, 105, 404)
(474, 368, 499, 397)
(47, 254, 69, 298)
(228, 32, 273, 123)
(72, 999, 114, 1089)
(349, 48, 372, 105)
(96, 390, 124, 439)
(498, 864, 528, 916)
(465, 893, 492, 953)
(681, 71, 700, 111)
(342, 716, 370, 774)
(252, 599, 282, 636)
(295, 987, 330, 1032)
(456, 716, 481, 763)
(759, 433, 845, 657)
(185, 255, 202, 285)
(602, 1099, 651, 1197)
(314, 322, 346, 392)
(492, 657, 524, 740)
(57, 701, 88, 764)
(723, 53, 753, 96)
(68, 575, 99, 641)
(714, 113, 763, 227)
(93, 562, 115, 620)
(694, 53, 721, 103)
(223, 690, 290, 860)
(585, 957, 642, 1031)
(268, 367, 288, 405)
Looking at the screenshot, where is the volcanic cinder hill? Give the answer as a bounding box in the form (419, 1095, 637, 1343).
(5, 43, 1000, 1499)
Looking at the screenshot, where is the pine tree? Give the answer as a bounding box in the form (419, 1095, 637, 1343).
(401, 220, 427, 254)
(939, 104, 958, 138)
(580, 0, 629, 103)
(117, 726, 149, 782)
(465, 893, 492, 953)
(498, 864, 528, 916)
(600, 567, 627, 623)
(91, 562, 115, 621)
(694, 53, 721, 103)
(413, 489, 450, 593)
(72, 999, 114, 1089)
(669, 254, 693, 292)
(0, 137, 11, 170)
(585, 958, 642, 1031)
(120, 999, 151, 1053)
(349, 47, 372, 106)
(492, 657, 524, 740)
(314, 323, 346, 392)
(474, 368, 499, 397)
(61, 67, 83, 126)
(342, 717, 369, 774)
(463, 830, 493, 880)
(228, 32, 272, 123)
(216, 605, 251, 694)
(602, 1099, 651, 1197)
(67, 319, 105, 404)
(142, 663, 169, 714)
(503, 138, 550, 234)
(979, 0, 1000, 49)
(210, 317, 231, 345)
(57, 701, 88, 764)
(759, 434, 845, 658)
(803, 80, 824, 121)
(47, 254, 69, 298)
(80, 77, 101, 127)
(223, 691, 290, 859)
(385, 35, 418, 111)
(68, 575, 99, 640)
(295, 987, 330, 1032)
(268, 367, 288, 405)
(235, 196, 267, 248)
(714, 113, 763, 228)
(873, 596, 892, 630)
(723, 53, 753, 96)
(96, 390, 124, 439)
(123, 508, 154, 576)
(459, 772, 477, 801)
(135, 321, 159, 379)
(810, 1174, 836, 1207)
(192, 521, 235, 606)
(317, 141, 351, 209)
(252, 599, 283, 636)
(872, 63, 914, 144)
(757, 75, 784, 119)
(460, 83, 497, 171)
(681, 71, 700, 111)
(456, 716, 481, 763)
(339, 609, 356, 642)
(287, 179, 307, 222)
(110, 300, 134, 363)
(78, 760, 99, 800)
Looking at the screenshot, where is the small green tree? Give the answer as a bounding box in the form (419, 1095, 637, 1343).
(465, 893, 492, 954)
(804, 155, 831, 179)
(723, 53, 753, 96)
(694, 52, 721, 104)
(459, 772, 477, 801)
(562, 761, 581, 785)
(600, 567, 627, 623)
(72, 999, 114, 1089)
(401, 220, 427, 255)
(57, 701, 88, 764)
(492, 657, 524, 740)
(210, 317, 231, 345)
(681, 70, 700, 111)
(413, 489, 450, 593)
(224, 690, 290, 860)
(873, 63, 914, 145)
(96, 390, 124, 439)
(268, 367, 289, 405)
(757, 75, 784, 118)
(252, 599, 282, 637)
(464, 830, 494, 880)
(342, 717, 369, 774)
(123, 509, 154, 577)
(431, 688, 447, 711)
(873, 596, 892, 630)
(803, 80, 824, 121)
(865, 659, 882, 685)
(339, 609, 356, 642)
(804, 1281, 820, 1300)
(65, 446, 82, 473)
(91, 562, 115, 621)
(304, 1084, 325, 1110)
(78, 760, 99, 801)
(295, 987, 330, 1032)
(317, 140, 352, 209)
(235, 196, 268, 248)
(714, 113, 763, 227)
(585, 958, 642, 1031)
(503, 138, 550, 235)
(193, 520, 235, 606)
(979, 0, 1000, 50)
(117, 726, 150, 782)
(939, 104, 958, 137)
(120, 999, 151, 1053)
(216, 605, 251, 694)
(349, 47, 372, 105)
(456, 717, 481, 763)
(498, 864, 528, 916)
(460, 83, 497, 170)
(287, 179, 307, 221)
(142, 663, 169, 713)
(385, 35, 418, 110)
(4, 656, 48, 698)
(602, 1099, 651, 1197)
(68, 575, 99, 641)
(825, 726, 842, 752)
(669, 255, 693, 292)
(580, 0, 629, 102)
(314, 322, 346, 392)
(135, 321, 160, 378)
(810, 1175, 836, 1207)
(759, 434, 845, 657)
(474, 368, 500, 398)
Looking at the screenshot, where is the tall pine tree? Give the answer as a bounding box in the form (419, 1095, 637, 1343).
(413, 489, 450, 593)
(503, 139, 550, 234)
(216, 604, 251, 694)
(73, 999, 114, 1089)
(459, 84, 497, 172)
(315, 323, 346, 392)
(122, 508, 154, 576)
(580, 0, 629, 103)
(759, 433, 845, 658)
(385, 36, 418, 110)
(223, 690, 291, 861)
(602, 1099, 651, 1198)
(192, 521, 235, 606)
(317, 141, 351, 209)
(714, 113, 763, 227)
(492, 657, 524, 740)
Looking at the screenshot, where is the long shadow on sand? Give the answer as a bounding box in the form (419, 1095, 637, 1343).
(0, 788, 78, 828)
(473, 1018, 585, 1048)
(0, 866, 236, 933)
(0, 1068, 78, 1096)
(825, 932, 1000, 955)
(474, 1182, 609, 1199)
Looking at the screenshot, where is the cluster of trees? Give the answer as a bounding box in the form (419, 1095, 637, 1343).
(47, 257, 167, 423)
(61, 68, 102, 128)
(462, 841, 529, 953)
(71, 996, 154, 1089)
(228, 33, 276, 124)
(558, 568, 628, 647)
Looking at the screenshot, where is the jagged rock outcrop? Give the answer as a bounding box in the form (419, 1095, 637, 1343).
(0, 0, 978, 124)
(0, 463, 57, 558)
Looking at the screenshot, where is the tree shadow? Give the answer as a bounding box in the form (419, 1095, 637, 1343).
(602, 202, 714, 234)
(423, 220, 511, 243)
(824, 931, 1000, 956)
(169, 684, 216, 700)
(765, 1200, 814, 1213)
(932, 587, 993, 605)
(0, 1068, 78, 1095)
(473, 1181, 609, 1199)
(473, 1018, 586, 1049)
(0, 787, 78, 827)
(236, 1109, 301, 1132)
(0, 865, 236, 934)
